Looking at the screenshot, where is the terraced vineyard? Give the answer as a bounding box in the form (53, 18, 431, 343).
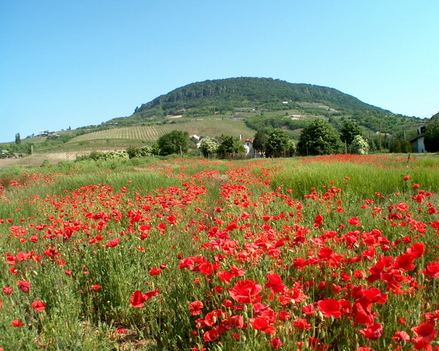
(68, 119, 255, 143)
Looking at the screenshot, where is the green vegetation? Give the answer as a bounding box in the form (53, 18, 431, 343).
(297, 119, 343, 155)
(199, 139, 219, 158)
(156, 130, 189, 156)
(424, 112, 439, 152)
(0, 78, 431, 159)
(1, 155, 439, 350)
(340, 120, 363, 146)
(265, 129, 293, 158)
(217, 135, 246, 159)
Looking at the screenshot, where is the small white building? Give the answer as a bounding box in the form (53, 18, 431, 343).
(243, 139, 257, 158)
(409, 126, 426, 153)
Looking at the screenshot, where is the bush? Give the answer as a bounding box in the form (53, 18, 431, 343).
(348, 135, 370, 155)
(297, 119, 343, 155)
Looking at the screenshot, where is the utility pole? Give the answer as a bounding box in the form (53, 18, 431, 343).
(379, 122, 382, 151)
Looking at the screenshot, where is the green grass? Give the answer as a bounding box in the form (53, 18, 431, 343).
(1, 155, 439, 350)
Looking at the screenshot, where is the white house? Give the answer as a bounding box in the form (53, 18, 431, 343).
(243, 139, 257, 158)
(409, 126, 426, 153)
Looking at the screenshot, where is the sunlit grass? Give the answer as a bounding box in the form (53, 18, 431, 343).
(1, 154, 439, 350)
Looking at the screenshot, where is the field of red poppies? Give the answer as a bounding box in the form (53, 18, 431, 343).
(1, 154, 439, 350)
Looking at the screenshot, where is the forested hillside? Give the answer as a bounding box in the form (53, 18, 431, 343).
(108, 77, 424, 136)
(1, 77, 427, 156)
(133, 77, 386, 116)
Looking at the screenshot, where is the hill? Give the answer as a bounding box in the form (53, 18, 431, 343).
(103, 77, 425, 139)
(0, 77, 427, 159)
(114, 77, 388, 124)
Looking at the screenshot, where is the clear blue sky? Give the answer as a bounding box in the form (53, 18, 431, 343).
(1, 0, 438, 143)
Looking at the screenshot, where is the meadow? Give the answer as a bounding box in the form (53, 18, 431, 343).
(0, 154, 439, 350)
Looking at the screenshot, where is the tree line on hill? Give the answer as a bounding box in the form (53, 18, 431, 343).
(123, 119, 407, 160)
(68, 113, 439, 163)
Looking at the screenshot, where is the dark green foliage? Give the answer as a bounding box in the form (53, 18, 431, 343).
(424, 113, 439, 152)
(340, 120, 363, 145)
(265, 130, 291, 158)
(389, 139, 412, 153)
(15, 133, 21, 145)
(252, 131, 268, 154)
(297, 119, 343, 155)
(125, 77, 394, 128)
(126, 145, 153, 158)
(217, 136, 246, 159)
(157, 130, 189, 156)
(136, 78, 385, 115)
(245, 116, 310, 134)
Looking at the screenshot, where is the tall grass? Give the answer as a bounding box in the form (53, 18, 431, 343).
(272, 157, 439, 200)
(1, 155, 439, 350)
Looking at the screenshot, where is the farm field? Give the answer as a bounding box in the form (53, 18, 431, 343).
(0, 154, 439, 350)
(69, 119, 256, 144)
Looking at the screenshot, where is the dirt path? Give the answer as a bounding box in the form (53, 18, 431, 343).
(0, 158, 21, 169)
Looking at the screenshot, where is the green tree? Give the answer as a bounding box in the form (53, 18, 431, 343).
(348, 135, 370, 155)
(252, 131, 268, 155)
(389, 139, 411, 153)
(15, 133, 21, 145)
(424, 113, 439, 152)
(340, 120, 363, 147)
(157, 130, 189, 156)
(217, 136, 246, 159)
(287, 139, 297, 156)
(200, 139, 219, 158)
(297, 119, 343, 155)
(265, 129, 291, 158)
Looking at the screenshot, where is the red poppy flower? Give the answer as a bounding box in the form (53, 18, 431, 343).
(347, 217, 361, 226)
(143, 288, 160, 301)
(138, 224, 151, 232)
(104, 238, 120, 248)
(149, 267, 162, 276)
(363, 287, 387, 304)
(265, 273, 286, 294)
(302, 304, 316, 315)
(189, 300, 204, 316)
(317, 299, 342, 318)
(203, 329, 220, 342)
(270, 337, 283, 349)
(228, 279, 262, 304)
(17, 280, 30, 293)
(314, 214, 324, 228)
(352, 301, 375, 325)
(293, 318, 312, 330)
(394, 253, 416, 271)
(249, 316, 276, 335)
(2, 287, 12, 295)
(204, 309, 227, 327)
(411, 322, 437, 350)
(359, 323, 382, 340)
(423, 261, 439, 277)
(31, 299, 46, 312)
(11, 319, 25, 327)
(391, 330, 410, 342)
(130, 290, 145, 308)
(407, 242, 425, 258)
(217, 270, 234, 283)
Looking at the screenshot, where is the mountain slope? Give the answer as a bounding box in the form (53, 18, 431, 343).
(133, 77, 388, 116)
